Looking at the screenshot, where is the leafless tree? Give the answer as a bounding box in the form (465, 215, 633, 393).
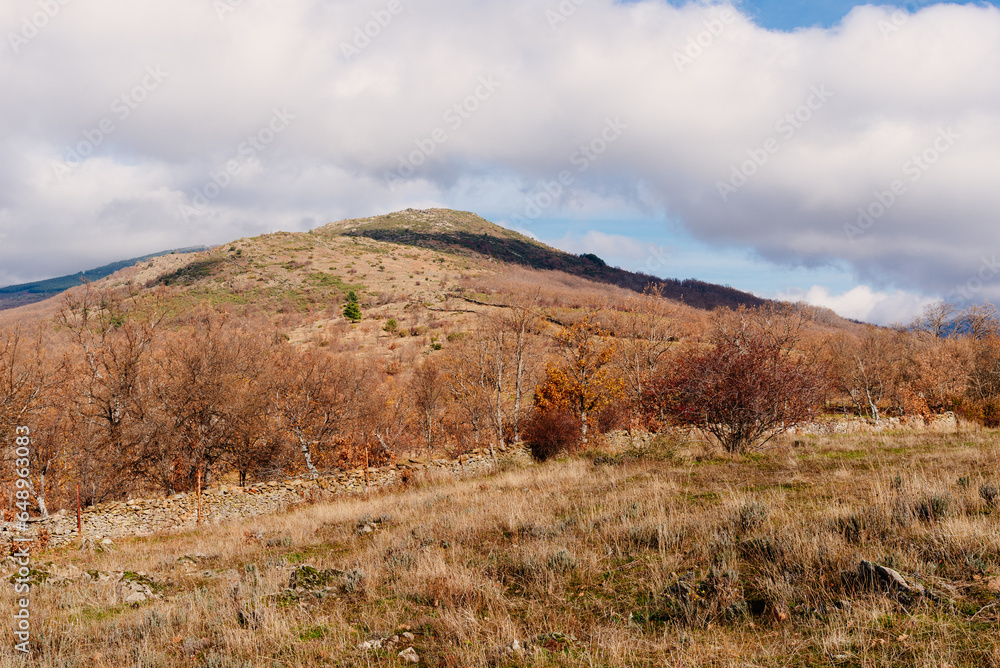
(911, 301, 958, 339)
(275, 348, 368, 478)
(958, 302, 1000, 340)
(827, 328, 909, 422)
(410, 360, 446, 453)
(59, 284, 163, 504)
(613, 286, 675, 405)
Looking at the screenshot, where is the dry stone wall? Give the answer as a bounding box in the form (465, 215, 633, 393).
(2, 445, 532, 551)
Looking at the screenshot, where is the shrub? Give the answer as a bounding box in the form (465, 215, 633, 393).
(915, 494, 951, 522)
(595, 400, 630, 434)
(979, 482, 998, 507)
(956, 397, 1000, 428)
(644, 309, 825, 454)
(521, 407, 582, 461)
(730, 501, 769, 536)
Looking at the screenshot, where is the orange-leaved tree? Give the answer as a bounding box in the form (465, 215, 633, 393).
(534, 316, 623, 444)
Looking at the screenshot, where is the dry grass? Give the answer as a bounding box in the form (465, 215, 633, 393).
(3, 429, 1000, 667)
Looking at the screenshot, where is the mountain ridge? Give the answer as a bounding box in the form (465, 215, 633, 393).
(0, 246, 209, 311)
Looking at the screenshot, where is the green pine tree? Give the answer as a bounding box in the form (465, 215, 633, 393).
(343, 301, 362, 322)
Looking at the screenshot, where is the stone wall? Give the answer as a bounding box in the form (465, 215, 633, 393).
(2, 444, 532, 551)
(787, 412, 960, 436)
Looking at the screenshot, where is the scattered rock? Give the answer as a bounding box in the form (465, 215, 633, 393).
(358, 639, 383, 651)
(398, 646, 420, 663)
(857, 560, 924, 601)
(117, 571, 161, 605)
(288, 565, 340, 590)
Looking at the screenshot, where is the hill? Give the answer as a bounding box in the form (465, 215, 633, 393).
(0, 246, 209, 311)
(319, 209, 768, 311)
(0, 208, 853, 342)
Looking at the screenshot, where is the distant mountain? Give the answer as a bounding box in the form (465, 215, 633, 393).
(0, 247, 210, 311)
(318, 209, 767, 311)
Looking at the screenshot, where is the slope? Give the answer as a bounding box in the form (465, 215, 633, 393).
(0, 246, 209, 311)
(317, 209, 767, 311)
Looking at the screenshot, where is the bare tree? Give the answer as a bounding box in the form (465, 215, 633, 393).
(444, 336, 500, 460)
(0, 326, 51, 435)
(275, 348, 368, 478)
(410, 360, 446, 454)
(0, 326, 63, 516)
(827, 328, 909, 422)
(911, 301, 958, 338)
(497, 294, 540, 443)
(958, 302, 1000, 340)
(154, 311, 261, 491)
(613, 286, 674, 405)
(59, 284, 163, 504)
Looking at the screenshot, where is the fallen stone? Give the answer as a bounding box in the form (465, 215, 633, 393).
(398, 647, 420, 663)
(857, 560, 923, 598)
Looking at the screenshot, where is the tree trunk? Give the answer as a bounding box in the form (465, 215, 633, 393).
(295, 429, 320, 478)
(36, 474, 48, 519)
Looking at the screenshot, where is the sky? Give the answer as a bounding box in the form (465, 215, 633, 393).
(1, 0, 999, 325)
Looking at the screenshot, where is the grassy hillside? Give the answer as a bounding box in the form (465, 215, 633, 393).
(0, 208, 852, 351)
(6, 429, 1000, 666)
(318, 209, 768, 311)
(0, 246, 208, 311)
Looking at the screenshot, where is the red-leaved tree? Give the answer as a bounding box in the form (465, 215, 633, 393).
(645, 308, 826, 454)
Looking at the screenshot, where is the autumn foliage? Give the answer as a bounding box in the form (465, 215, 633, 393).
(6, 267, 1000, 517)
(645, 308, 826, 453)
(533, 317, 623, 442)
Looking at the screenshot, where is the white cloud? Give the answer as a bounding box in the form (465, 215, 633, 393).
(777, 284, 937, 325)
(0, 0, 998, 300)
(546, 230, 649, 262)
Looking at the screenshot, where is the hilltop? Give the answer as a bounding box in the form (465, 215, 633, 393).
(318, 209, 768, 311)
(0, 208, 854, 344)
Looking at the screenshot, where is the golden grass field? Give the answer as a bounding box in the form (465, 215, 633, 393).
(3, 426, 1000, 667)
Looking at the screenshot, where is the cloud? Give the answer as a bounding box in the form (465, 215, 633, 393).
(777, 284, 937, 325)
(546, 230, 649, 262)
(0, 0, 998, 299)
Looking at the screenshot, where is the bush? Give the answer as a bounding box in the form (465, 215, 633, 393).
(521, 408, 582, 461)
(980, 482, 999, 507)
(915, 494, 951, 522)
(644, 310, 825, 454)
(595, 400, 630, 434)
(955, 396, 1000, 428)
